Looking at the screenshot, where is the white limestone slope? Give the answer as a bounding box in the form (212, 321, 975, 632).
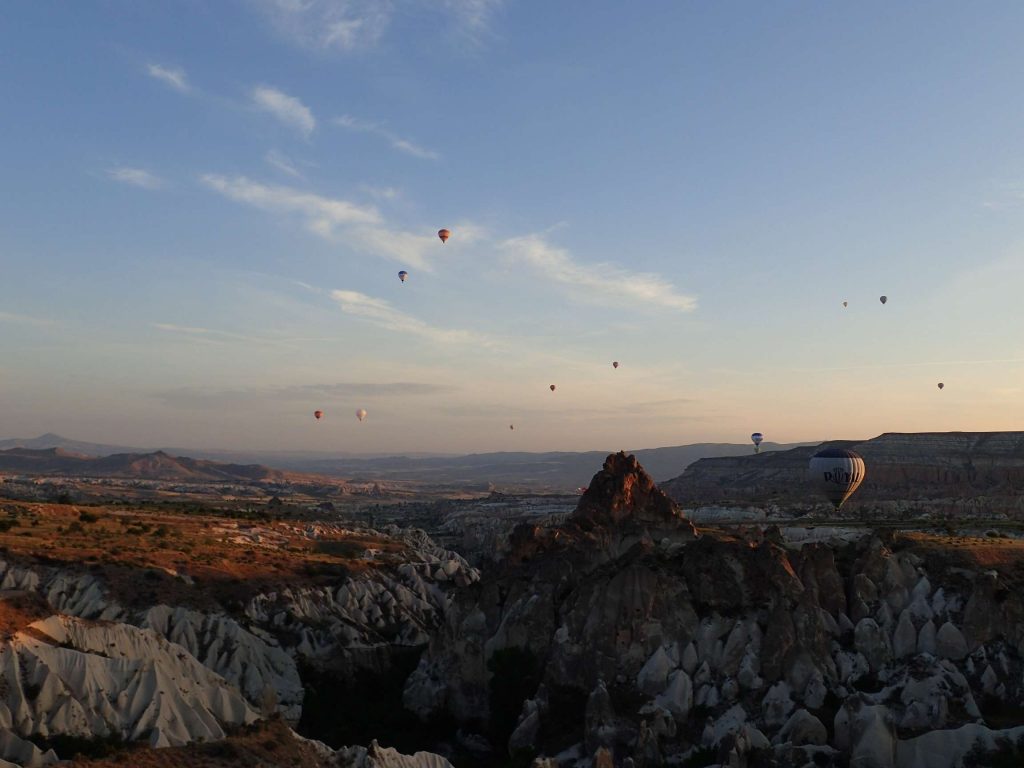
(0, 616, 257, 749)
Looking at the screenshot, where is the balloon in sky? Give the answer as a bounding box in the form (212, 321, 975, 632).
(842, 301, 848, 308)
(549, 384, 556, 392)
(398, 270, 408, 283)
(937, 382, 944, 390)
(808, 448, 866, 510)
(438, 229, 450, 243)
(751, 432, 764, 454)
(355, 408, 367, 422)
(314, 410, 323, 421)
(879, 296, 888, 305)
(510, 424, 514, 430)
(612, 361, 619, 369)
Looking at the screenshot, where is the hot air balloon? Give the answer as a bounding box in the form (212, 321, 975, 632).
(809, 448, 865, 510)
(314, 410, 323, 421)
(438, 229, 450, 244)
(842, 301, 848, 308)
(398, 271, 408, 283)
(937, 382, 944, 390)
(612, 361, 619, 369)
(879, 296, 888, 305)
(509, 424, 514, 430)
(751, 432, 764, 454)
(355, 408, 367, 422)
(549, 384, 556, 392)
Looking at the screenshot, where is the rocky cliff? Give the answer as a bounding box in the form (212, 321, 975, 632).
(662, 431, 1024, 517)
(404, 452, 1024, 767)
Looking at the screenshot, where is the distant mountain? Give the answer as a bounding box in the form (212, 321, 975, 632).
(0, 448, 288, 483)
(0, 435, 813, 490)
(0, 434, 141, 457)
(285, 442, 812, 489)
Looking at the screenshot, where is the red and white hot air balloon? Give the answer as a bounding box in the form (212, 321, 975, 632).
(437, 228, 450, 244)
(314, 410, 323, 421)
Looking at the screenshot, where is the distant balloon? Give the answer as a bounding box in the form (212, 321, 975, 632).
(355, 408, 367, 422)
(438, 229, 450, 244)
(612, 361, 619, 369)
(842, 301, 848, 308)
(549, 384, 556, 392)
(879, 296, 888, 305)
(937, 382, 944, 390)
(398, 270, 408, 283)
(510, 424, 514, 430)
(808, 448, 865, 510)
(314, 410, 323, 421)
(751, 432, 764, 454)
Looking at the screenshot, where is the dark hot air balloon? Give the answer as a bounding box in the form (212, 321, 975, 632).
(549, 384, 556, 392)
(751, 432, 764, 454)
(809, 448, 865, 510)
(314, 410, 323, 421)
(612, 361, 619, 369)
(398, 270, 408, 283)
(842, 301, 848, 308)
(879, 296, 888, 305)
(937, 382, 944, 390)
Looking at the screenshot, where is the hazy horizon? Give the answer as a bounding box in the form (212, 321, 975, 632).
(5, 3, 1024, 453)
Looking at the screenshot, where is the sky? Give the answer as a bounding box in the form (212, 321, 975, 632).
(3, 1, 1024, 455)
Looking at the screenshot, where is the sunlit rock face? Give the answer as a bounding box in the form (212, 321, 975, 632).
(405, 453, 1024, 767)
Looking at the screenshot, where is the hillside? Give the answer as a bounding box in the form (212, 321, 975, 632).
(0, 447, 289, 483)
(662, 431, 1024, 515)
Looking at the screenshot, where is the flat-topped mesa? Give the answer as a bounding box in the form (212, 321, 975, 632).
(572, 451, 693, 532)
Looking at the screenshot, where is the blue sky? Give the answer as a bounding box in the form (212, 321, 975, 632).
(3, 1, 1024, 453)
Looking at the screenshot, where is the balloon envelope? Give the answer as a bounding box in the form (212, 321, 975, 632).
(549, 384, 556, 392)
(879, 296, 888, 304)
(438, 229, 450, 243)
(314, 410, 323, 420)
(612, 361, 619, 369)
(808, 448, 865, 509)
(751, 432, 763, 445)
(398, 271, 408, 282)
(842, 301, 848, 308)
(355, 408, 367, 422)
(938, 382, 944, 390)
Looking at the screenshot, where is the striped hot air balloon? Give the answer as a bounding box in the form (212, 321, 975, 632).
(438, 229, 450, 243)
(809, 448, 865, 510)
(751, 432, 764, 454)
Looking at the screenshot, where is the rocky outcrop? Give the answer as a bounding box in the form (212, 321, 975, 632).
(405, 454, 1024, 767)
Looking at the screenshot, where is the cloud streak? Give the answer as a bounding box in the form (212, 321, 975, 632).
(146, 63, 190, 93)
(335, 115, 439, 160)
(106, 166, 165, 190)
(0, 311, 57, 328)
(158, 380, 454, 408)
(501, 234, 697, 313)
(331, 289, 489, 345)
(252, 85, 316, 137)
(201, 174, 379, 233)
(254, 0, 393, 53)
(265, 150, 304, 178)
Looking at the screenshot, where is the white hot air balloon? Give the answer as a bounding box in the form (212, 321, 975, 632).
(808, 448, 865, 510)
(355, 408, 367, 422)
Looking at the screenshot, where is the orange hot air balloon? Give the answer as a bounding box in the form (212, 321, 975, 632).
(438, 229, 450, 243)
(612, 361, 619, 369)
(549, 384, 556, 392)
(314, 410, 323, 421)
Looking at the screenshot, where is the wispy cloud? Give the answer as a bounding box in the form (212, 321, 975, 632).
(106, 166, 165, 190)
(252, 85, 316, 138)
(335, 115, 439, 160)
(501, 234, 697, 313)
(254, 0, 393, 53)
(146, 63, 190, 93)
(0, 311, 57, 328)
(362, 185, 400, 200)
(443, 0, 504, 40)
(201, 174, 444, 269)
(265, 149, 304, 178)
(330, 289, 489, 345)
(158, 379, 453, 408)
(153, 323, 253, 343)
(201, 174, 379, 234)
